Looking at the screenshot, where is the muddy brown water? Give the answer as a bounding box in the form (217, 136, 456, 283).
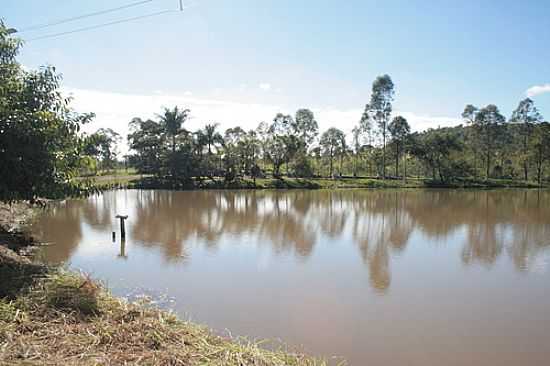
(31, 189, 550, 365)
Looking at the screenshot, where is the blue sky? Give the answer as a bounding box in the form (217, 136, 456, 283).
(3, 0, 550, 146)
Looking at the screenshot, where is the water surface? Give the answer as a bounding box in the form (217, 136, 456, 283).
(32, 189, 550, 365)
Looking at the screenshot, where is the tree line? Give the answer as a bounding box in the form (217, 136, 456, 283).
(126, 73, 550, 186)
(1, 21, 549, 201)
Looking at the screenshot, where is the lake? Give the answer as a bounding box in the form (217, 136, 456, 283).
(31, 189, 550, 365)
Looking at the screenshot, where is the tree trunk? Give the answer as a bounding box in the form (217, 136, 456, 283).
(172, 135, 177, 185)
(382, 124, 386, 179)
(329, 152, 334, 178)
(537, 145, 543, 186)
(395, 143, 399, 177)
(473, 148, 477, 179)
(403, 153, 407, 181)
(485, 150, 491, 179)
(523, 129, 529, 181)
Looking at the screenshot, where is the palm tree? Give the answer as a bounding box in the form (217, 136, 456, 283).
(157, 106, 190, 181)
(157, 106, 190, 154)
(202, 123, 224, 155)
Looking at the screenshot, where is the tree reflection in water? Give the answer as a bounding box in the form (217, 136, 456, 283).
(33, 189, 550, 291)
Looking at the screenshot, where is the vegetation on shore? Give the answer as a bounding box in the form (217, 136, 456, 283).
(87, 173, 547, 191)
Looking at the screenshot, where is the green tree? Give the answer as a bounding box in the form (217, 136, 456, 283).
(351, 126, 362, 177)
(202, 123, 224, 156)
(0, 22, 94, 200)
(409, 128, 464, 182)
(294, 108, 318, 150)
(509, 98, 543, 180)
(84, 128, 121, 173)
(474, 105, 506, 178)
(462, 105, 481, 178)
(157, 106, 190, 182)
(388, 116, 411, 177)
(266, 113, 298, 177)
(320, 127, 345, 178)
(361, 75, 395, 178)
(127, 118, 165, 175)
(532, 122, 550, 185)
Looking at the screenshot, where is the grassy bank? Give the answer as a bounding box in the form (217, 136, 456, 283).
(0, 270, 327, 365)
(0, 204, 330, 365)
(85, 173, 548, 191)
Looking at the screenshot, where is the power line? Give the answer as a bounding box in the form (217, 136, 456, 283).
(18, 0, 154, 33)
(25, 9, 178, 42)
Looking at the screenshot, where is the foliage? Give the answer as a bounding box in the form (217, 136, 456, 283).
(0, 22, 94, 201)
(319, 127, 346, 177)
(388, 116, 411, 177)
(361, 74, 395, 178)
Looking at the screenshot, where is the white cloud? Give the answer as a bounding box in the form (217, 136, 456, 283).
(526, 84, 550, 98)
(259, 83, 272, 91)
(183, 91, 193, 96)
(62, 87, 460, 154)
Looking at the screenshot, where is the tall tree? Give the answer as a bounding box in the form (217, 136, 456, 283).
(267, 113, 298, 177)
(509, 98, 543, 180)
(475, 105, 506, 178)
(462, 104, 481, 178)
(157, 106, 190, 181)
(361, 75, 395, 178)
(294, 108, 319, 150)
(201, 123, 224, 155)
(532, 122, 550, 185)
(320, 128, 345, 178)
(351, 126, 362, 177)
(388, 116, 411, 177)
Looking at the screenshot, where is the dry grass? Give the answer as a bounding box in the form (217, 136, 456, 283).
(0, 271, 333, 366)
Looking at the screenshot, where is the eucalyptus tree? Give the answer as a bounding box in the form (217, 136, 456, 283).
(361, 75, 395, 178)
(462, 105, 481, 178)
(359, 110, 376, 176)
(320, 127, 346, 178)
(510, 98, 543, 180)
(266, 113, 298, 177)
(388, 116, 411, 177)
(294, 108, 319, 150)
(223, 127, 246, 179)
(533, 122, 550, 185)
(255, 121, 270, 171)
(242, 130, 261, 180)
(351, 126, 362, 176)
(475, 105, 506, 178)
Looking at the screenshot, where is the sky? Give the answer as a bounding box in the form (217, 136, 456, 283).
(3, 0, 550, 151)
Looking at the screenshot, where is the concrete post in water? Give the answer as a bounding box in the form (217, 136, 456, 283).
(115, 215, 128, 240)
(119, 238, 127, 259)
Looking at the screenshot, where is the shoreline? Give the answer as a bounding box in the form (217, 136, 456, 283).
(0, 203, 329, 365)
(86, 174, 549, 192)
